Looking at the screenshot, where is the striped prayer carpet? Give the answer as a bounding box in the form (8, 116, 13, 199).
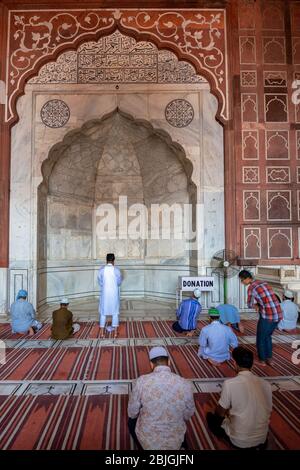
(0, 320, 298, 340)
(0, 391, 299, 450)
(0, 343, 299, 381)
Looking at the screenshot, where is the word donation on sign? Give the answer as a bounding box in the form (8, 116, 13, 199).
(181, 277, 214, 291)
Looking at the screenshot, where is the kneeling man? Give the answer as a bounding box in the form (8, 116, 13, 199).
(172, 289, 202, 336)
(10, 290, 42, 336)
(198, 308, 238, 365)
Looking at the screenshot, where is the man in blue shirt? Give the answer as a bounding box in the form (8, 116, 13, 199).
(216, 303, 245, 333)
(10, 290, 42, 335)
(198, 308, 238, 365)
(172, 289, 202, 336)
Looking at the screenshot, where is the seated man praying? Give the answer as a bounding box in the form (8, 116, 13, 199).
(127, 346, 195, 450)
(10, 289, 42, 336)
(206, 346, 272, 450)
(198, 307, 238, 365)
(51, 298, 80, 340)
(278, 289, 299, 332)
(172, 288, 202, 336)
(216, 303, 244, 333)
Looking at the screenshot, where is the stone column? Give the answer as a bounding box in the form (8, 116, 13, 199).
(0, 3, 9, 317)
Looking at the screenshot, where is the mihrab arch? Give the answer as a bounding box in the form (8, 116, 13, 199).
(37, 109, 199, 306)
(4, 15, 224, 316)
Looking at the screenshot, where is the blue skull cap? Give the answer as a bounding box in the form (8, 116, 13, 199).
(16, 289, 28, 300)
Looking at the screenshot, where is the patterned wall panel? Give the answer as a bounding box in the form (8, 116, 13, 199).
(240, 37, 257, 64)
(263, 37, 286, 64)
(238, 0, 298, 262)
(241, 71, 257, 87)
(262, 2, 284, 31)
(265, 130, 289, 159)
(242, 94, 258, 122)
(243, 191, 260, 221)
(243, 131, 259, 160)
(264, 94, 288, 122)
(243, 167, 260, 184)
(244, 228, 261, 259)
(239, 2, 255, 30)
(263, 71, 287, 87)
(292, 37, 300, 64)
(267, 191, 291, 221)
(268, 228, 292, 259)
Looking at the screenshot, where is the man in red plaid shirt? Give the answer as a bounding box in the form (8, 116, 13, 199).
(239, 270, 283, 367)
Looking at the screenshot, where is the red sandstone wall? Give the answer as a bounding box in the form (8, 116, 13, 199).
(234, 0, 300, 264)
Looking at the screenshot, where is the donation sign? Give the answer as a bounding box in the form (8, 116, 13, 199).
(181, 277, 214, 291)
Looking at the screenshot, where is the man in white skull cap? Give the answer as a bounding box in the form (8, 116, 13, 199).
(278, 289, 299, 332)
(172, 288, 202, 336)
(127, 346, 195, 450)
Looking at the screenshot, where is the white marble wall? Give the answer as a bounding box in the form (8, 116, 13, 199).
(8, 82, 228, 313)
(0, 269, 8, 318)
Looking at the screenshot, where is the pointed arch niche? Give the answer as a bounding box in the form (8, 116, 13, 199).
(9, 30, 224, 311)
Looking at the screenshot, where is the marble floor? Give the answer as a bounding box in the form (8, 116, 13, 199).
(1, 376, 300, 397)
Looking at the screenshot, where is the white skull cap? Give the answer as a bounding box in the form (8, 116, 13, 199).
(193, 288, 201, 298)
(149, 346, 169, 361)
(284, 289, 294, 299)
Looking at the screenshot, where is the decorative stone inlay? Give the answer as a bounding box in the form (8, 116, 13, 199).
(165, 99, 194, 128)
(40, 100, 70, 128)
(6, 9, 228, 122)
(30, 31, 206, 85)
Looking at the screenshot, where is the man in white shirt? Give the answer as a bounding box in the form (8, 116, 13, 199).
(278, 289, 299, 332)
(206, 346, 272, 450)
(97, 253, 122, 338)
(127, 346, 195, 450)
(198, 308, 238, 365)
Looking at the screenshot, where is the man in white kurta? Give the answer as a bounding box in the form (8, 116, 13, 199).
(98, 253, 122, 337)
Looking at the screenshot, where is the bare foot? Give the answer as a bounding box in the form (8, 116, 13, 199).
(114, 328, 119, 339)
(238, 323, 245, 334)
(99, 328, 105, 338)
(28, 327, 35, 336)
(185, 330, 194, 337)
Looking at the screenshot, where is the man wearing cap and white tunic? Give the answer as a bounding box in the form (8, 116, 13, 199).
(127, 346, 195, 450)
(278, 289, 299, 331)
(172, 288, 202, 336)
(51, 298, 80, 340)
(97, 253, 122, 338)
